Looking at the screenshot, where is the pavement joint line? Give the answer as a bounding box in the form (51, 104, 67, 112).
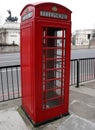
(57, 114, 95, 130)
(70, 100, 95, 108)
(70, 86, 95, 97)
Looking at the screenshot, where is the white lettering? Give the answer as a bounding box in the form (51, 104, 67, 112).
(22, 12, 33, 21)
(40, 11, 67, 20)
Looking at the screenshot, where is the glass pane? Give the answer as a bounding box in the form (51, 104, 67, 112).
(46, 97, 64, 109)
(47, 28, 62, 37)
(46, 39, 62, 47)
(56, 49, 62, 58)
(46, 69, 62, 80)
(45, 79, 63, 89)
(64, 29, 66, 38)
(43, 88, 64, 101)
(46, 89, 61, 99)
(56, 60, 62, 68)
(45, 59, 62, 69)
(63, 39, 66, 48)
(46, 49, 62, 58)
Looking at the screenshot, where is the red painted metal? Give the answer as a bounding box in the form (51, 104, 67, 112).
(20, 2, 71, 125)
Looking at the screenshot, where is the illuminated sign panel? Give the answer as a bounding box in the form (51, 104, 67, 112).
(40, 11, 68, 20)
(22, 12, 33, 21)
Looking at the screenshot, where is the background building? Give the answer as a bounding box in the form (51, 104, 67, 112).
(72, 29, 94, 46)
(0, 22, 20, 45)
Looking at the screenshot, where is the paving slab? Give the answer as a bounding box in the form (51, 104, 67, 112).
(57, 114, 95, 130)
(0, 107, 28, 130)
(70, 85, 95, 97)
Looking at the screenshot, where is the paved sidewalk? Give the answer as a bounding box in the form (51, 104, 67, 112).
(0, 81, 95, 130)
(0, 108, 28, 130)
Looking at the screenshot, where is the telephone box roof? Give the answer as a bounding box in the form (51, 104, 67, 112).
(20, 2, 72, 16)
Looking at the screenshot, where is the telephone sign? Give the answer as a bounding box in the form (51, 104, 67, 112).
(40, 11, 68, 19)
(22, 12, 33, 21)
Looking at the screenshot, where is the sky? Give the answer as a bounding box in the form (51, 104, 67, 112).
(0, 0, 95, 32)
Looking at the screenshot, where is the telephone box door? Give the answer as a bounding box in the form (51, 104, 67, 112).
(36, 21, 71, 122)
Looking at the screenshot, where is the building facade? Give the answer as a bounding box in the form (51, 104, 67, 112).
(73, 29, 94, 46)
(0, 22, 20, 45)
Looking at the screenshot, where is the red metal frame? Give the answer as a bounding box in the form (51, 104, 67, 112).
(20, 2, 71, 125)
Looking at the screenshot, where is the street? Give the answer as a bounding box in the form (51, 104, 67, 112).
(71, 48, 95, 59)
(0, 53, 20, 67)
(0, 48, 95, 67)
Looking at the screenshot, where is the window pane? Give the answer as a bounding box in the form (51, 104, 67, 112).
(44, 79, 64, 89)
(46, 49, 62, 58)
(46, 89, 62, 99)
(46, 39, 62, 47)
(46, 97, 64, 109)
(47, 28, 62, 37)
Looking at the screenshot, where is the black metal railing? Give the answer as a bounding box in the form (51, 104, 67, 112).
(0, 57, 95, 102)
(0, 65, 21, 102)
(70, 58, 95, 87)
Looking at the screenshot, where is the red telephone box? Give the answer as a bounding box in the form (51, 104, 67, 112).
(20, 2, 71, 125)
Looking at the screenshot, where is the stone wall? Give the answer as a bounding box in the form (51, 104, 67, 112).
(0, 45, 95, 53)
(71, 45, 95, 50)
(0, 46, 20, 53)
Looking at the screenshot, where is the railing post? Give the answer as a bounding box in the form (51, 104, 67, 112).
(76, 59, 80, 88)
(94, 59, 95, 79)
